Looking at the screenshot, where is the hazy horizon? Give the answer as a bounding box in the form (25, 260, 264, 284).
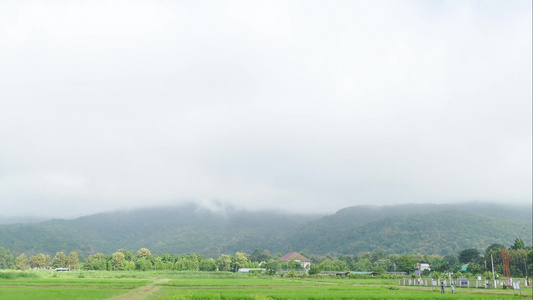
(1, 1, 531, 218)
(1, 200, 532, 222)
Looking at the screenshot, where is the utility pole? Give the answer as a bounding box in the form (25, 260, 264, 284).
(491, 254, 496, 288)
(525, 258, 528, 279)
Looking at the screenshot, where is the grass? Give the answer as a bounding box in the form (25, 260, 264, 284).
(0, 270, 150, 299)
(0, 270, 531, 299)
(0, 287, 126, 300)
(153, 285, 529, 300)
(0, 271, 40, 279)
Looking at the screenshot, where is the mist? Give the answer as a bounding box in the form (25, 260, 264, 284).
(1, 0, 531, 218)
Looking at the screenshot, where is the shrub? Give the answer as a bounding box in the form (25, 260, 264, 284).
(286, 270, 297, 278)
(0, 271, 39, 279)
(308, 265, 320, 275)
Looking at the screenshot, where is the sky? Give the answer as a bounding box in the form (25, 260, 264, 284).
(0, 0, 531, 218)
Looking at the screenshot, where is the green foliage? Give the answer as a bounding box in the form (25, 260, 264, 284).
(111, 251, 125, 270)
(84, 253, 106, 270)
(511, 238, 525, 250)
(249, 249, 270, 263)
(14, 253, 27, 270)
(216, 254, 232, 272)
(51, 252, 67, 268)
(264, 260, 281, 275)
(0, 247, 15, 269)
(0, 203, 531, 259)
(67, 252, 79, 270)
(458, 248, 480, 264)
(137, 248, 151, 259)
(0, 271, 39, 279)
(199, 258, 217, 271)
(485, 243, 505, 254)
(29, 253, 50, 269)
(135, 258, 153, 271)
(396, 255, 416, 273)
(308, 264, 320, 275)
(232, 252, 248, 272)
(431, 261, 450, 273)
(374, 258, 393, 271)
(276, 204, 533, 256)
(286, 270, 297, 278)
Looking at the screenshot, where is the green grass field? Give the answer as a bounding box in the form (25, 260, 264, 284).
(1, 270, 531, 299)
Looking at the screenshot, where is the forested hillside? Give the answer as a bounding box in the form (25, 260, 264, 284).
(0, 204, 319, 258)
(275, 203, 532, 255)
(0, 203, 530, 258)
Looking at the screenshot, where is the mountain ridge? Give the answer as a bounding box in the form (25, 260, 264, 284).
(0, 202, 530, 258)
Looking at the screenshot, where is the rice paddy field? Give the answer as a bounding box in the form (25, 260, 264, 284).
(0, 270, 531, 300)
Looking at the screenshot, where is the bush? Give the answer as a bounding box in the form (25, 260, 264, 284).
(0, 271, 39, 279)
(373, 267, 386, 275)
(308, 265, 320, 275)
(286, 270, 297, 278)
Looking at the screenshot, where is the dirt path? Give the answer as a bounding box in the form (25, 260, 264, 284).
(107, 278, 169, 300)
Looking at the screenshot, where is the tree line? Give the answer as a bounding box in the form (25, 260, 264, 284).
(0, 239, 531, 278)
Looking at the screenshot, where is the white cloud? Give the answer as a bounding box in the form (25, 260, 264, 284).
(3, 0, 177, 41)
(0, 0, 530, 217)
(225, 0, 293, 38)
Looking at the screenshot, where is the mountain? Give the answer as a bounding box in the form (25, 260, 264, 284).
(0, 216, 49, 225)
(276, 203, 532, 255)
(0, 204, 319, 258)
(0, 202, 530, 258)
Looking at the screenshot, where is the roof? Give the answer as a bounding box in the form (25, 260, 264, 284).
(281, 252, 311, 262)
(351, 272, 381, 276)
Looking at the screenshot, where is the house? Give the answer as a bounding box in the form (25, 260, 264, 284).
(237, 268, 266, 274)
(281, 252, 312, 269)
(351, 271, 381, 276)
(417, 263, 431, 272)
(55, 268, 69, 271)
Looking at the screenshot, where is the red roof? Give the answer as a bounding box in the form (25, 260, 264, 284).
(281, 252, 311, 262)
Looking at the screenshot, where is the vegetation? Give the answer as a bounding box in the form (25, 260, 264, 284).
(281, 206, 532, 256)
(0, 203, 530, 259)
(0, 203, 531, 283)
(0, 270, 530, 300)
(1, 241, 531, 278)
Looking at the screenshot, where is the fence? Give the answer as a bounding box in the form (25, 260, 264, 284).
(398, 277, 532, 289)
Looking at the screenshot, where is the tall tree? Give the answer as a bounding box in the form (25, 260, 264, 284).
(84, 253, 106, 270)
(29, 253, 49, 269)
(232, 252, 248, 272)
(118, 249, 135, 261)
(485, 243, 506, 254)
(111, 251, 125, 271)
(51, 252, 67, 268)
(14, 253, 27, 270)
(137, 248, 151, 259)
(250, 249, 271, 262)
(458, 249, 480, 264)
(68, 252, 79, 270)
(511, 238, 525, 250)
(216, 254, 232, 271)
(396, 255, 416, 273)
(0, 247, 15, 269)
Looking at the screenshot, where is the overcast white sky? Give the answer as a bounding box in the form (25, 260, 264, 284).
(0, 0, 531, 218)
